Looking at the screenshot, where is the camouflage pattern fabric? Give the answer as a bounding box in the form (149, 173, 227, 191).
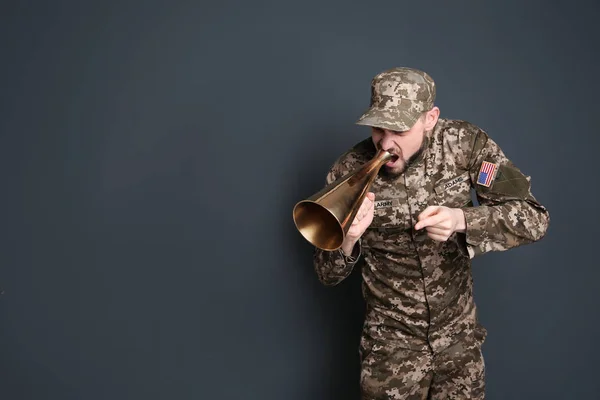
(313, 118, 550, 399)
(356, 67, 436, 132)
(360, 329, 485, 399)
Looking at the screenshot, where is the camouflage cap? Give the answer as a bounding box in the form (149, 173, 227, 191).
(356, 67, 436, 132)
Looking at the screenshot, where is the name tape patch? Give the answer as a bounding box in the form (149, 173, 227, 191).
(434, 172, 469, 194)
(374, 198, 400, 209)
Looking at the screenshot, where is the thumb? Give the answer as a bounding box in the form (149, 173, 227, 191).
(366, 192, 375, 201)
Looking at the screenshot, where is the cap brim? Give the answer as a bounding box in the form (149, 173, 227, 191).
(356, 105, 420, 132)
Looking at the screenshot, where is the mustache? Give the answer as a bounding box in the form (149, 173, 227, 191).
(376, 144, 402, 159)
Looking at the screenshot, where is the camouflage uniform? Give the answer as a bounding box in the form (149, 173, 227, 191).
(312, 68, 550, 399)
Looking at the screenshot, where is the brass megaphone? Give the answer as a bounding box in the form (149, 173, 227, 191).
(293, 148, 393, 251)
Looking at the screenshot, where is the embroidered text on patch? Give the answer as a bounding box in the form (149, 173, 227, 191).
(477, 161, 498, 187)
(374, 199, 393, 209)
(444, 175, 467, 190)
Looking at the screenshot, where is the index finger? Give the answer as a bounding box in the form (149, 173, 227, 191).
(415, 214, 445, 230)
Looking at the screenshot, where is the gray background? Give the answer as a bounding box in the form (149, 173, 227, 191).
(1, 1, 598, 399)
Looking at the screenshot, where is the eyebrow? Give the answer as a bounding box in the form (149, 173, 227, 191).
(374, 127, 405, 135)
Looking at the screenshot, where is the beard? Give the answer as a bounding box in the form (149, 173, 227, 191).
(379, 136, 429, 179)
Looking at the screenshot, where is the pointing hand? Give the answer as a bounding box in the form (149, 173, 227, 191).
(414, 206, 466, 242)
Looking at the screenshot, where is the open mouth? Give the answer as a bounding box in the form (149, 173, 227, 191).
(386, 154, 400, 166)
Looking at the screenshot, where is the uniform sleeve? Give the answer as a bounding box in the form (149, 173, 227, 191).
(460, 128, 550, 258)
(312, 161, 362, 286)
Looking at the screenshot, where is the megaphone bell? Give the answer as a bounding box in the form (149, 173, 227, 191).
(292, 149, 393, 251)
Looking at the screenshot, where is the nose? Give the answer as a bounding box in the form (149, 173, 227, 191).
(378, 130, 396, 152)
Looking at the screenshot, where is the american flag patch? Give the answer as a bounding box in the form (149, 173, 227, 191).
(476, 161, 498, 187)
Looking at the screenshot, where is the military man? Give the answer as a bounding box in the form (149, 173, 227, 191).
(312, 67, 549, 399)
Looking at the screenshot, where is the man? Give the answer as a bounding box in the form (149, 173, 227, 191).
(312, 67, 549, 399)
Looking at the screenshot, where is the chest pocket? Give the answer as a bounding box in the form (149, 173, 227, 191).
(433, 171, 472, 208)
(369, 197, 410, 231)
(364, 196, 414, 252)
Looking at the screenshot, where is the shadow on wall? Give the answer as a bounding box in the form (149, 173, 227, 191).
(283, 126, 367, 399)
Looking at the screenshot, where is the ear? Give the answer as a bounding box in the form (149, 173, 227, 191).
(424, 106, 440, 130)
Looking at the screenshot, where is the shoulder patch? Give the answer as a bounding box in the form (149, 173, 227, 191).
(476, 161, 498, 187)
